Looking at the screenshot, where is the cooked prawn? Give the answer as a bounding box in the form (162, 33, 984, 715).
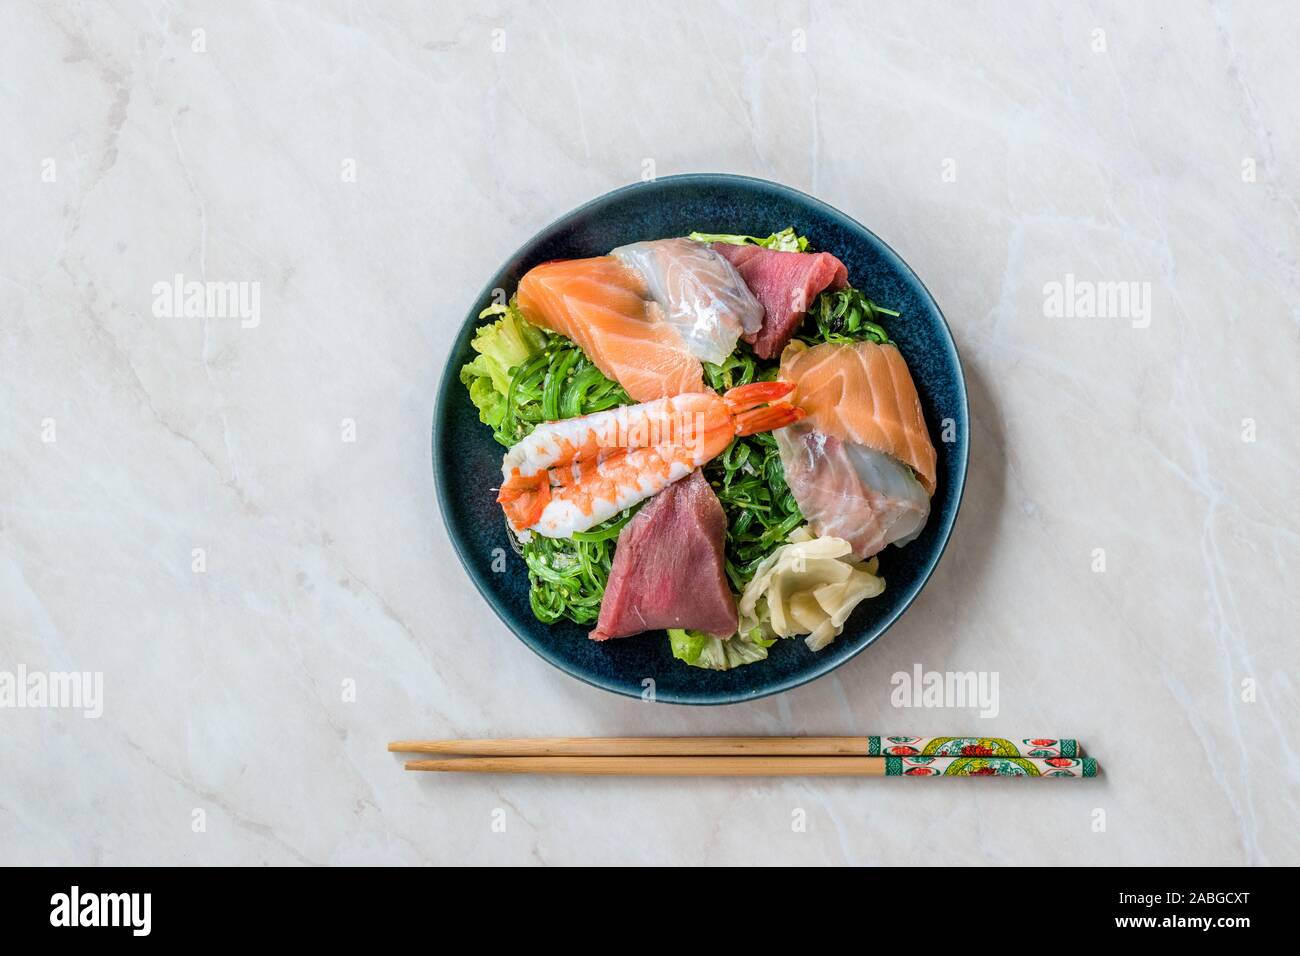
(498, 381, 804, 539)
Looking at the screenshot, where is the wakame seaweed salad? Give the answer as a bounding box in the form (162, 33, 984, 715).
(459, 229, 903, 668)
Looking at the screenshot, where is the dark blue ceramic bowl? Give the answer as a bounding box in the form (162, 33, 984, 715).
(434, 174, 967, 705)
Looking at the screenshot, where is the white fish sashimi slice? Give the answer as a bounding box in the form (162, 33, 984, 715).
(775, 424, 930, 558)
(843, 443, 930, 548)
(611, 238, 764, 365)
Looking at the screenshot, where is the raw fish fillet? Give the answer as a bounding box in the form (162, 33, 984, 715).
(590, 470, 737, 641)
(610, 238, 764, 366)
(711, 244, 848, 359)
(776, 425, 930, 559)
(516, 256, 705, 402)
(779, 340, 936, 493)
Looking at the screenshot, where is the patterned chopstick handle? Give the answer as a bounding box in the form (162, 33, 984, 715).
(866, 736, 1082, 758)
(884, 755, 1098, 777)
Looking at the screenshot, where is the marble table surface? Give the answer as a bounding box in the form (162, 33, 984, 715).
(3, 1, 1297, 866)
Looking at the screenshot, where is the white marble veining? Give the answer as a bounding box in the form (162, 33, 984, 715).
(2, 1, 1298, 865)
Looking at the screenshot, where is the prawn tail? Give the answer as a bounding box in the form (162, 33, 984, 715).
(497, 471, 551, 530)
(721, 380, 796, 413)
(723, 380, 803, 436)
(733, 402, 806, 436)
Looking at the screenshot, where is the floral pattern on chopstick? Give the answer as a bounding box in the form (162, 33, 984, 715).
(867, 736, 1080, 758)
(884, 756, 1098, 777)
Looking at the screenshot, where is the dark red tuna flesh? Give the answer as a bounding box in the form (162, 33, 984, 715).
(589, 470, 738, 641)
(711, 243, 848, 359)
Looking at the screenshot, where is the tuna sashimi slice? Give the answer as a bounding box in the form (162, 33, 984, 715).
(590, 470, 737, 641)
(711, 243, 848, 359)
(516, 256, 705, 402)
(779, 340, 937, 494)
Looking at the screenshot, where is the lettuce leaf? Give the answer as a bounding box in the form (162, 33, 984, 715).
(462, 371, 507, 428)
(688, 227, 809, 253)
(668, 626, 775, 671)
(459, 301, 547, 427)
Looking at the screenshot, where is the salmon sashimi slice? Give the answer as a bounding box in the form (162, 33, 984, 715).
(779, 340, 937, 494)
(516, 256, 705, 403)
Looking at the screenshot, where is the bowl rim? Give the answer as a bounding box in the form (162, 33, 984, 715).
(432, 172, 970, 705)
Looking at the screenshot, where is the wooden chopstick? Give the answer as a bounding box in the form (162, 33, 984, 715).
(390, 738, 1099, 777)
(404, 754, 1099, 777)
(388, 736, 870, 757)
(405, 756, 888, 776)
